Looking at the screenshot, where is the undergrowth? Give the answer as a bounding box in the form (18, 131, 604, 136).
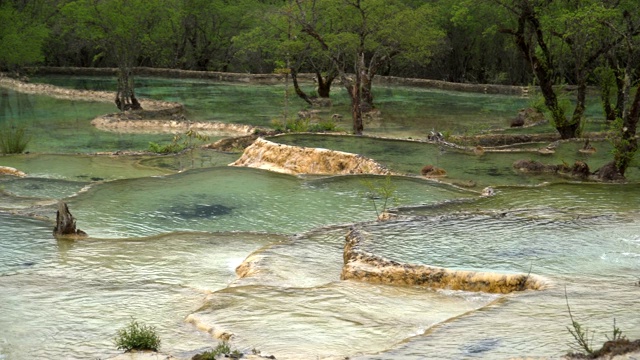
(0, 122, 30, 154)
(114, 318, 161, 352)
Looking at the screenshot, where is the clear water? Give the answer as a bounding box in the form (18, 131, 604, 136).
(270, 134, 640, 186)
(30, 75, 544, 138)
(1, 76, 638, 360)
(0, 87, 180, 153)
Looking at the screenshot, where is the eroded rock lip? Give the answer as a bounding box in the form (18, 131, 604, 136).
(230, 137, 391, 176)
(0, 166, 27, 177)
(342, 227, 547, 294)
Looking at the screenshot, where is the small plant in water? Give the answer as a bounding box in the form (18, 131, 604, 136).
(148, 129, 210, 154)
(0, 122, 31, 154)
(360, 174, 397, 219)
(114, 318, 161, 352)
(565, 287, 595, 355)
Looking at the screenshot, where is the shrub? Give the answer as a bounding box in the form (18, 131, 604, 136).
(148, 129, 209, 154)
(114, 318, 161, 352)
(308, 118, 339, 132)
(148, 141, 185, 154)
(0, 123, 30, 154)
(360, 174, 397, 218)
(192, 341, 244, 360)
(272, 117, 340, 133)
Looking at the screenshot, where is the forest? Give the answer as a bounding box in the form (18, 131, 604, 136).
(1, 0, 639, 177)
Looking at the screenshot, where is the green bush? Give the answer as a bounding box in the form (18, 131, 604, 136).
(0, 123, 30, 154)
(271, 116, 340, 133)
(308, 118, 339, 132)
(148, 130, 210, 154)
(114, 318, 161, 352)
(192, 341, 243, 360)
(148, 141, 185, 154)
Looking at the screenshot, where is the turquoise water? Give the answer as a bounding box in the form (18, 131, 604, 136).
(270, 133, 640, 185)
(1, 76, 638, 360)
(31, 75, 541, 138)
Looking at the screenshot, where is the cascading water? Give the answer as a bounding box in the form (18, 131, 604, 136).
(1, 76, 638, 360)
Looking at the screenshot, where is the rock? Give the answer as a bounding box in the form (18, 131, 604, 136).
(511, 108, 546, 127)
(481, 187, 495, 196)
(513, 159, 552, 173)
(578, 139, 597, 154)
(594, 161, 625, 181)
(571, 161, 590, 179)
(230, 138, 390, 176)
(341, 228, 547, 293)
(0, 166, 26, 177)
(107, 351, 174, 360)
(377, 212, 398, 221)
(473, 145, 485, 156)
(421, 164, 446, 177)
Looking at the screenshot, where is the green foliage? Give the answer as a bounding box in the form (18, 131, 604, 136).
(271, 117, 308, 132)
(606, 319, 625, 342)
(148, 141, 185, 154)
(606, 117, 636, 170)
(360, 175, 398, 218)
(114, 318, 161, 352)
(148, 130, 210, 154)
(192, 341, 243, 360)
(271, 116, 340, 133)
(308, 118, 340, 132)
(0, 3, 49, 71)
(565, 291, 595, 355)
(0, 123, 31, 154)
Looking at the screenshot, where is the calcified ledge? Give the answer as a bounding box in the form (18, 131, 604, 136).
(91, 115, 259, 136)
(342, 227, 547, 294)
(0, 74, 181, 112)
(230, 137, 391, 175)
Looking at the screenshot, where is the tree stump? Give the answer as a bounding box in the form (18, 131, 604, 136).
(53, 201, 87, 238)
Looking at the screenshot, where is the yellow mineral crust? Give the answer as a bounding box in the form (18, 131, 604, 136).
(230, 137, 391, 176)
(342, 228, 547, 294)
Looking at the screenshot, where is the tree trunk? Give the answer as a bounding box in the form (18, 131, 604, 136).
(500, 3, 577, 139)
(115, 67, 142, 111)
(360, 68, 374, 112)
(53, 201, 87, 238)
(350, 82, 364, 135)
(555, 123, 580, 140)
(316, 70, 335, 98)
(291, 68, 313, 105)
(613, 82, 640, 176)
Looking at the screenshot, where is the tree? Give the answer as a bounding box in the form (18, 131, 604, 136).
(290, 0, 443, 135)
(596, 2, 640, 179)
(0, 2, 49, 73)
(491, 0, 622, 139)
(60, 0, 172, 111)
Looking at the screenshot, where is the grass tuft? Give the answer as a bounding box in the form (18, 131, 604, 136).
(114, 318, 161, 352)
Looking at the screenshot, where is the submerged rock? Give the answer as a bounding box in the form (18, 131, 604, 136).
(421, 164, 447, 177)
